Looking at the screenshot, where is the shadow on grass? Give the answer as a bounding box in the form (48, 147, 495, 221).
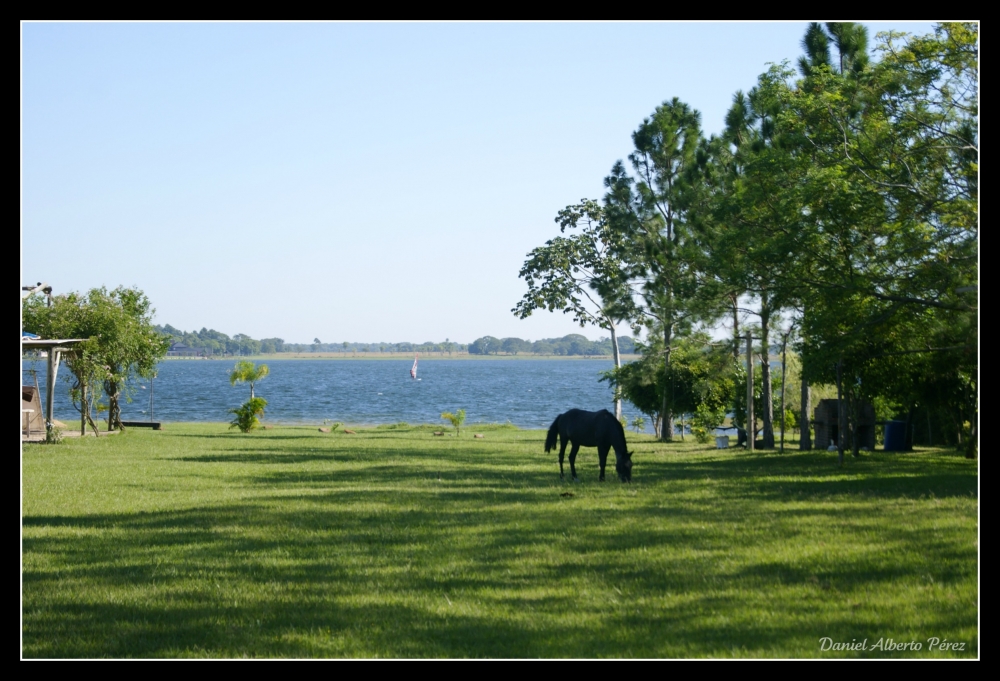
(23, 437, 977, 658)
(23, 493, 978, 658)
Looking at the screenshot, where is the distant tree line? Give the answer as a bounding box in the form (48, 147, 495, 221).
(467, 334, 635, 356)
(157, 325, 285, 356)
(156, 326, 632, 358)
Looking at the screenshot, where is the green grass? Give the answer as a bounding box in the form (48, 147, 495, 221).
(22, 425, 978, 658)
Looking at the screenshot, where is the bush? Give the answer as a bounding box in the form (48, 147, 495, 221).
(44, 425, 63, 444)
(691, 404, 726, 444)
(441, 409, 466, 436)
(229, 397, 267, 433)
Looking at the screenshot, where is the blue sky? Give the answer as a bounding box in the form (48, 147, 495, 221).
(21, 22, 936, 345)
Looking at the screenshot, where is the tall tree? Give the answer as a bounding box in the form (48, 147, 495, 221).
(705, 78, 826, 449)
(602, 98, 709, 441)
(514, 199, 639, 419)
(775, 22, 977, 458)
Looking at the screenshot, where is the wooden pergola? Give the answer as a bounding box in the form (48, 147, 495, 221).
(21, 338, 86, 439)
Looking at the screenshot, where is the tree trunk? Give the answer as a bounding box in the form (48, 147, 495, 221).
(760, 305, 774, 448)
(904, 405, 915, 451)
(850, 387, 861, 458)
(836, 360, 844, 467)
(731, 294, 741, 359)
(966, 405, 978, 459)
(965, 379, 977, 459)
(800, 378, 812, 450)
(746, 332, 754, 453)
(732, 294, 742, 443)
(609, 324, 622, 421)
(779, 333, 788, 453)
(661, 322, 674, 442)
(106, 379, 124, 431)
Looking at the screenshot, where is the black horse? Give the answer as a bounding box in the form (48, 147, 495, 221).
(545, 409, 633, 482)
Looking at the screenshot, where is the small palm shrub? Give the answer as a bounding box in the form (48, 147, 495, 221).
(440, 409, 466, 437)
(229, 397, 267, 433)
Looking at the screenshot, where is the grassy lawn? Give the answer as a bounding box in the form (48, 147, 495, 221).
(22, 424, 978, 658)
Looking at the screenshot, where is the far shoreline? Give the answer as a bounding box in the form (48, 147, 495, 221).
(163, 353, 642, 362)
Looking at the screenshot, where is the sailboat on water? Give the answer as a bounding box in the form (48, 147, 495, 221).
(410, 354, 418, 379)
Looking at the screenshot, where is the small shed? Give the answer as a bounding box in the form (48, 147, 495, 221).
(22, 384, 43, 438)
(814, 399, 876, 450)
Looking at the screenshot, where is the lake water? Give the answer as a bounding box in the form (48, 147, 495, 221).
(24, 358, 668, 432)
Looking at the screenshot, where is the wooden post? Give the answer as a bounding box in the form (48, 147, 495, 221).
(45, 350, 61, 440)
(800, 378, 812, 450)
(746, 332, 754, 453)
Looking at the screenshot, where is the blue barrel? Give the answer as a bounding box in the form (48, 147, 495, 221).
(884, 420, 907, 451)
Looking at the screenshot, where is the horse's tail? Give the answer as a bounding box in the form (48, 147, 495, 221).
(545, 415, 561, 453)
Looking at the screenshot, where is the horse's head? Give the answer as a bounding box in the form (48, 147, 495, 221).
(616, 451, 633, 483)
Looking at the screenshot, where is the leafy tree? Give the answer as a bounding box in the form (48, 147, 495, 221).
(699, 23, 977, 461)
(501, 337, 530, 355)
(260, 338, 284, 354)
(706, 74, 822, 448)
(441, 409, 466, 437)
(603, 333, 736, 440)
(788, 23, 978, 459)
(22, 286, 170, 432)
(229, 360, 269, 400)
(602, 98, 713, 440)
(468, 336, 501, 355)
(514, 199, 639, 419)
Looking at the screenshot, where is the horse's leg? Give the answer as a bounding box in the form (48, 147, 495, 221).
(598, 444, 609, 482)
(569, 443, 581, 482)
(559, 437, 567, 480)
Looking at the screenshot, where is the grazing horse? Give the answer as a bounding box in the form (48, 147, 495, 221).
(545, 409, 633, 482)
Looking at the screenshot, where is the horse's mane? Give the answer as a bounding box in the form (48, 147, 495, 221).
(609, 411, 627, 442)
(602, 409, 628, 449)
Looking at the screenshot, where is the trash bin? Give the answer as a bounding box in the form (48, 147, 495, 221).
(715, 435, 729, 449)
(884, 420, 907, 451)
